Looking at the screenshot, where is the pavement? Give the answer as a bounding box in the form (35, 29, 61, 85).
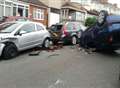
(0, 46, 120, 88)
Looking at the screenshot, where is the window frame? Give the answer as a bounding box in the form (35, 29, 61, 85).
(33, 8, 44, 20)
(36, 24, 44, 31)
(17, 23, 36, 34)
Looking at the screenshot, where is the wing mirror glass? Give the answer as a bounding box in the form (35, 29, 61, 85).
(19, 30, 27, 35)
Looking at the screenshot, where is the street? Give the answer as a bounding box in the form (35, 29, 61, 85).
(0, 46, 120, 88)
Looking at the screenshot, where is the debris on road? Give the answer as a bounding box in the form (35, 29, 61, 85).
(83, 48, 96, 54)
(48, 79, 65, 88)
(48, 53, 60, 58)
(71, 44, 96, 54)
(29, 50, 41, 56)
(46, 41, 63, 52)
(29, 42, 63, 56)
(70, 45, 76, 49)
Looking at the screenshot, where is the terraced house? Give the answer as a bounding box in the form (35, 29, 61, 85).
(0, 0, 29, 17)
(61, 0, 120, 22)
(24, 0, 48, 26)
(0, 0, 48, 26)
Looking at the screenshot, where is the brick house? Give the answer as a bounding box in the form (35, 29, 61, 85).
(0, 0, 48, 26)
(21, 0, 48, 26)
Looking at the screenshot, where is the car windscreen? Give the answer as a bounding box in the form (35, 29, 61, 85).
(66, 22, 81, 30)
(0, 23, 21, 33)
(56, 25, 63, 30)
(0, 23, 13, 30)
(50, 25, 56, 30)
(51, 25, 63, 31)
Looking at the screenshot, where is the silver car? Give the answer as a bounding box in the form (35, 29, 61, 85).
(0, 22, 51, 59)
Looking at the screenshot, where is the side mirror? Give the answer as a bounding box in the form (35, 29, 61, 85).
(19, 30, 27, 35)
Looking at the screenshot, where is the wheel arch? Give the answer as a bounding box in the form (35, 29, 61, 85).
(1, 41, 18, 59)
(72, 34, 78, 38)
(45, 37, 51, 40)
(42, 37, 51, 48)
(3, 42, 18, 50)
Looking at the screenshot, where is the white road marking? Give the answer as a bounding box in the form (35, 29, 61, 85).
(48, 79, 65, 88)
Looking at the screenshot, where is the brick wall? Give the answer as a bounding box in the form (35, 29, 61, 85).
(29, 4, 48, 26)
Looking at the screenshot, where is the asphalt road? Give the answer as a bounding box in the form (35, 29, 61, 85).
(0, 46, 120, 88)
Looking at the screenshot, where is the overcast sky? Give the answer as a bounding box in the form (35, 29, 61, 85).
(108, 0, 120, 8)
(108, 0, 120, 7)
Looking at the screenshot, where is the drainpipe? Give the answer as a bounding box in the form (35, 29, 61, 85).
(4, 0, 5, 16)
(60, 9, 63, 23)
(84, 11, 87, 20)
(48, 7, 51, 27)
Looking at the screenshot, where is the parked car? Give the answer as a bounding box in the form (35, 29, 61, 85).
(49, 23, 63, 44)
(0, 16, 29, 24)
(5, 16, 29, 22)
(0, 22, 15, 31)
(49, 22, 84, 44)
(0, 16, 8, 24)
(0, 21, 51, 59)
(80, 10, 120, 51)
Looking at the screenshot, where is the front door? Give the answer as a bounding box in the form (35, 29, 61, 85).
(16, 23, 37, 50)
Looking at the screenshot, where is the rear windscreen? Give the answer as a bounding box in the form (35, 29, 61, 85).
(56, 25, 63, 30)
(66, 22, 81, 30)
(51, 25, 63, 31)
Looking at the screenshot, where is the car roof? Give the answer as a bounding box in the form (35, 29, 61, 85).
(14, 21, 44, 26)
(0, 21, 45, 28)
(15, 21, 36, 24)
(52, 23, 63, 26)
(107, 15, 120, 23)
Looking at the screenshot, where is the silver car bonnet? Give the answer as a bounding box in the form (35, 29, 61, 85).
(0, 33, 10, 38)
(0, 33, 14, 42)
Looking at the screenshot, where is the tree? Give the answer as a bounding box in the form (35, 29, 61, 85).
(85, 17, 97, 27)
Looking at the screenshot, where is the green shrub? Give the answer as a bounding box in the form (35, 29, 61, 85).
(85, 17, 97, 27)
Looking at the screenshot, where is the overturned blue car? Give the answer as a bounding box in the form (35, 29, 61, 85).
(80, 10, 120, 51)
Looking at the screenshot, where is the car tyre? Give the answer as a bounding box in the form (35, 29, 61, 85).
(97, 10, 108, 26)
(2, 43, 18, 59)
(72, 36, 77, 45)
(43, 38, 51, 48)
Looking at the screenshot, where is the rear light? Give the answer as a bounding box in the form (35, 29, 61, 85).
(78, 32, 81, 38)
(62, 26, 68, 36)
(108, 36, 113, 43)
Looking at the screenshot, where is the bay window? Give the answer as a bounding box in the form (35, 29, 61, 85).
(33, 8, 44, 20)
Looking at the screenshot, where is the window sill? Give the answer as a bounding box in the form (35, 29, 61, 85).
(33, 18, 44, 21)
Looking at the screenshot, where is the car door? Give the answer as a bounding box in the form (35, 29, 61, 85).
(16, 23, 37, 50)
(36, 24, 46, 44)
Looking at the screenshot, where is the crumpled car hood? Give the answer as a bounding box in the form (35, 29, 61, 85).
(0, 33, 10, 39)
(0, 33, 17, 42)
